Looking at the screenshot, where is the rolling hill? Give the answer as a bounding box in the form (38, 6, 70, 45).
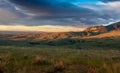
(0, 22, 120, 42)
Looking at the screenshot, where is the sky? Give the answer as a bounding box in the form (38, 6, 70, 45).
(0, 0, 120, 32)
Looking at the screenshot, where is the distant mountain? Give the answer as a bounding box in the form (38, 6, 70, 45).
(84, 22, 120, 36)
(0, 22, 120, 41)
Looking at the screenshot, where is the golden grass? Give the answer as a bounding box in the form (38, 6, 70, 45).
(86, 30, 120, 38)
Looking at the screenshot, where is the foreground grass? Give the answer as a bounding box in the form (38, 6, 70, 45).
(0, 46, 120, 73)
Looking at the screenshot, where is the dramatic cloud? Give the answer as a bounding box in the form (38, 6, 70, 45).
(0, 0, 120, 27)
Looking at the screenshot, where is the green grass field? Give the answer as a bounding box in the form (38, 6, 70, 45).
(0, 37, 120, 73)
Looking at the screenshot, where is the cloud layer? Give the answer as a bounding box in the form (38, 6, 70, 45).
(0, 0, 120, 27)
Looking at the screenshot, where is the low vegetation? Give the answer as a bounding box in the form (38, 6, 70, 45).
(0, 46, 120, 73)
(0, 36, 120, 73)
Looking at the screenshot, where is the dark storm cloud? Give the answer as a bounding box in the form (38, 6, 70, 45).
(0, 0, 27, 25)
(8, 0, 94, 15)
(7, 0, 100, 26)
(0, 0, 119, 26)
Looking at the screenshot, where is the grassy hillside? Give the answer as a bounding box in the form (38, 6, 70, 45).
(0, 31, 120, 49)
(87, 30, 120, 38)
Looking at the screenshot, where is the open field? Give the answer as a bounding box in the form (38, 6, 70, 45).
(0, 46, 120, 73)
(1, 1, 120, 73)
(0, 36, 120, 73)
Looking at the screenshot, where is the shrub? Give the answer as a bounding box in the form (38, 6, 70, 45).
(87, 66, 97, 73)
(53, 60, 65, 72)
(32, 55, 49, 65)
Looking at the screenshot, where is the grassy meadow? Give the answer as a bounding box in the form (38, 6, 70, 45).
(0, 37, 120, 73)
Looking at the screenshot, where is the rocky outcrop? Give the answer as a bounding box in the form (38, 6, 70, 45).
(84, 25, 108, 36)
(84, 22, 120, 36)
